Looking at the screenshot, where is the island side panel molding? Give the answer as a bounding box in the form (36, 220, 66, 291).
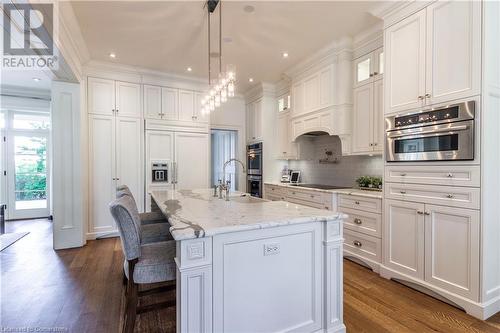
(324, 219, 345, 333)
(212, 223, 324, 333)
(176, 237, 213, 333)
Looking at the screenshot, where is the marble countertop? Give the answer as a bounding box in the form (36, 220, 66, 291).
(150, 189, 346, 241)
(264, 182, 383, 199)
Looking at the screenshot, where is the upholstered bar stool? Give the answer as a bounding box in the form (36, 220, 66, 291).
(116, 185, 166, 225)
(109, 196, 176, 333)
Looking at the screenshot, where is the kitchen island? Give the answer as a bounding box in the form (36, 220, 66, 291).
(150, 189, 346, 333)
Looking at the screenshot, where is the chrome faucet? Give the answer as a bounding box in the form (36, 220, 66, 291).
(218, 158, 246, 200)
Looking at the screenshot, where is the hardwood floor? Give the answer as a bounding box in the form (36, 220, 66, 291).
(2, 219, 500, 332)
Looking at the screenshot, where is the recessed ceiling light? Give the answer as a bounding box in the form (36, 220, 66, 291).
(187, 67, 192, 72)
(248, 78, 254, 83)
(32, 77, 41, 82)
(243, 5, 255, 13)
(109, 53, 116, 58)
(282, 52, 289, 58)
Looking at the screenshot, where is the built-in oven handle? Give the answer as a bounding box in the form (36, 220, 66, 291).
(387, 125, 469, 139)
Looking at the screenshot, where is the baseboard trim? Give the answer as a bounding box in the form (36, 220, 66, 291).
(86, 230, 119, 240)
(379, 265, 497, 320)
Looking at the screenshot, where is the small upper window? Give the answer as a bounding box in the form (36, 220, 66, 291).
(13, 113, 50, 130)
(379, 52, 384, 75)
(357, 58, 371, 83)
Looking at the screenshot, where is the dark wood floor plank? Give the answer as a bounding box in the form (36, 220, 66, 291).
(2, 219, 500, 333)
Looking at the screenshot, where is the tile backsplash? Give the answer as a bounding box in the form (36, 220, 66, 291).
(288, 155, 383, 187)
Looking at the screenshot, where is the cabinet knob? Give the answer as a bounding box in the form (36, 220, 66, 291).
(373, 72, 378, 76)
(446, 173, 454, 178)
(353, 240, 362, 247)
(424, 212, 430, 216)
(446, 194, 454, 199)
(373, 143, 378, 146)
(354, 201, 360, 205)
(418, 95, 424, 100)
(116, 108, 119, 113)
(400, 190, 406, 194)
(425, 93, 431, 98)
(400, 173, 407, 176)
(325, 207, 329, 210)
(417, 211, 424, 215)
(369, 73, 374, 77)
(369, 143, 373, 147)
(354, 218, 362, 225)
(112, 109, 115, 113)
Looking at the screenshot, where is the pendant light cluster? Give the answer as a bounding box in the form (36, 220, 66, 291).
(201, 0, 235, 115)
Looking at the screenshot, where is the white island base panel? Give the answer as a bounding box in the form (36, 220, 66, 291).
(151, 189, 346, 333)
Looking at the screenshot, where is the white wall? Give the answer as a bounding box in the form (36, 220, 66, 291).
(210, 97, 247, 191)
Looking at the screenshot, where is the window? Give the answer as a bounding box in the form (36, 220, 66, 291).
(379, 52, 384, 75)
(357, 58, 371, 83)
(13, 112, 50, 130)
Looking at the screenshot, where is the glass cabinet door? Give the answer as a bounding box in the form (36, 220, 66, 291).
(354, 53, 372, 87)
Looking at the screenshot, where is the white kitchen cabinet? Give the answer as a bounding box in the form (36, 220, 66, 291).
(385, 165, 481, 187)
(385, 1, 481, 114)
(353, 48, 383, 88)
(372, 79, 384, 149)
(425, 1, 481, 105)
(88, 78, 141, 118)
(352, 84, 373, 153)
(88, 114, 143, 237)
(144, 85, 163, 119)
(292, 81, 304, 116)
(384, 199, 425, 279)
(424, 204, 479, 300)
(89, 115, 116, 235)
(385, 10, 426, 114)
(161, 87, 179, 120)
(174, 132, 209, 190)
(115, 81, 142, 118)
(88, 77, 115, 116)
(116, 117, 143, 212)
(276, 112, 297, 160)
(178, 90, 195, 122)
(304, 74, 320, 112)
(291, 64, 334, 117)
(246, 99, 262, 142)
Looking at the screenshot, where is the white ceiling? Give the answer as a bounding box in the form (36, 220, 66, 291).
(71, 1, 384, 92)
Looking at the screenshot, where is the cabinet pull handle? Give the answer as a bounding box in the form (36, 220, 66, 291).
(418, 96, 424, 100)
(310, 195, 314, 198)
(400, 173, 407, 176)
(354, 201, 360, 205)
(417, 211, 424, 215)
(353, 240, 362, 247)
(373, 72, 378, 76)
(425, 93, 431, 98)
(446, 194, 454, 199)
(369, 73, 374, 77)
(424, 212, 430, 216)
(325, 206, 329, 210)
(354, 218, 362, 225)
(400, 190, 406, 194)
(446, 173, 454, 178)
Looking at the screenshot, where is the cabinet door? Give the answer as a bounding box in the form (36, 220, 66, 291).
(426, 1, 481, 105)
(354, 52, 373, 88)
(372, 79, 384, 152)
(384, 199, 425, 279)
(292, 82, 304, 116)
(352, 84, 374, 153)
(174, 132, 209, 190)
(303, 74, 320, 112)
(88, 115, 116, 235)
(144, 85, 162, 119)
(373, 48, 384, 80)
(88, 77, 115, 116)
(194, 92, 209, 123)
(424, 205, 479, 300)
(161, 88, 179, 120)
(178, 90, 195, 121)
(115, 81, 141, 118)
(385, 9, 426, 114)
(253, 100, 263, 141)
(116, 117, 143, 212)
(277, 114, 289, 158)
(246, 102, 255, 141)
(319, 65, 334, 107)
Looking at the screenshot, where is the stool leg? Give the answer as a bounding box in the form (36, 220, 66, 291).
(123, 259, 138, 333)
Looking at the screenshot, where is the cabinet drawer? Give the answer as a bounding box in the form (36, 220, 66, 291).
(385, 165, 480, 187)
(286, 188, 324, 203)
(285, 197, 332, 211)
(341, 207, 381, 238)
(343, 229, 381, 264)
(264, 185, 285, 196)
(338, 194, 382, 214)
(385, 182, 480, 209)
(266, 194, 285, 202)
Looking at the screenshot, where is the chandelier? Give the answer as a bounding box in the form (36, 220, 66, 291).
(201, 0, 235, 114)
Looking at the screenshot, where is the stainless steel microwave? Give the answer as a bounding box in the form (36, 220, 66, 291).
(386, 101, 475, 162)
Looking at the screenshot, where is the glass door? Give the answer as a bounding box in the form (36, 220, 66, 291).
(5, 111, 50, 219)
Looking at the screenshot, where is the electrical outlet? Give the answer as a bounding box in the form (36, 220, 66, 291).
(264, 243, 280, 256)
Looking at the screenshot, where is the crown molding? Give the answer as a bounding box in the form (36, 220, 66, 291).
(369, 1, 412, 21)
(284, 36, 352, 80)
(244, 82, 276, 102)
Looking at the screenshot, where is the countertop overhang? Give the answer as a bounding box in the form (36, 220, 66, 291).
(264, 182, 383, 199)
(150, 189, 346, 241)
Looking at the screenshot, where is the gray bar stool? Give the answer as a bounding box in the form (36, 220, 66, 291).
(109, 195, 176, 333)
(116, 185, 167, 225)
